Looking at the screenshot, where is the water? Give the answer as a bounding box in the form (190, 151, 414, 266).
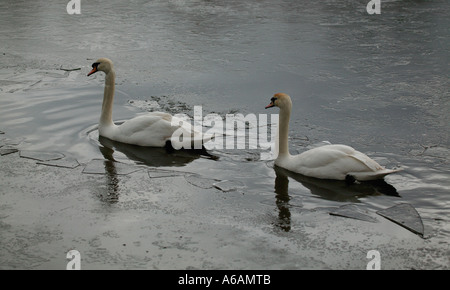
(0, 0, 449, 269)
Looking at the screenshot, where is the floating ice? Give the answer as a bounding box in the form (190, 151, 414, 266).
(0, 137, 24, 147)
(184, 175, 217, 189)
(19, 150, 64, 161)
(329, 204, 378, 223)
(36, 157, 80, 169)
(0, 148, 18, 156)
(148, 169, 187, 178)
(377, 203, 424, 237)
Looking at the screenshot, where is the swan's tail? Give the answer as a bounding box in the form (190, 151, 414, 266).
(350, 167, 403, 181)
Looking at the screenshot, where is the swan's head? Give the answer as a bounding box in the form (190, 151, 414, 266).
(87, 58, 114, 76)
(265, 93, 292, 110)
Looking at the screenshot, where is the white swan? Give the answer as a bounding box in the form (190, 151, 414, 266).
(265, 93, 401, 181)
(87, 58, 210, 149)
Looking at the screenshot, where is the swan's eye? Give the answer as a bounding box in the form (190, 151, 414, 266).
(92, 62, 100, 68)
(270, 97, 277, 103)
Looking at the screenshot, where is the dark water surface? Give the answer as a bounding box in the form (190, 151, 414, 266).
(0, 0, 448, 269)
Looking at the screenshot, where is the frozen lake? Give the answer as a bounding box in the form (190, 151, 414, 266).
(0, 0, 449, 269)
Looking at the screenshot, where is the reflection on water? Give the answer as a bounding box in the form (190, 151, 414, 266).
(94, 135, 218, 203)
(272, 165, 399, 231)
(274, 167, 291, 232)
(98, 135, 215, 167)
(94, 142, 120, 203)
(102, 158, 120, 204)
(275, 165, 399, 201)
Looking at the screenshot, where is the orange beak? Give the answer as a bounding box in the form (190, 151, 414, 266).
(265, 102, 275, 109)
(87, 67, 97, 76)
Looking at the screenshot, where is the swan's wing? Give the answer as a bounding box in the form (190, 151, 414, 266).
(347, 149, 385, 172)
(115, 112, 211, 148)
(294, 146, 344, 168)
(306, 144, 383, 172)
(113, 114, 172, 146)
(117, 113, 171, 135)
(293, 145, 356, 168)
(285, 144, 398, 180)
(346, 149, 403, 180)
(282, 145, 350, 179)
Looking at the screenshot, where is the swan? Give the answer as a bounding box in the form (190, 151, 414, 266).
(265, 93, 401, 181)
(87, 58, 210, 149)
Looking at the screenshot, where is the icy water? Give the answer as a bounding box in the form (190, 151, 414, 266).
(0, 0, 449, 269)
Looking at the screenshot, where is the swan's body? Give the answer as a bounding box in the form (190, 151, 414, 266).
(275, 143, 399, 181)
(88, 58, 209, 148)
(265, 93, 401, 181)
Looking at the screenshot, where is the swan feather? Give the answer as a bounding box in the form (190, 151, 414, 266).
(89, 58, 210, 148)
(267, 93, 401, 181)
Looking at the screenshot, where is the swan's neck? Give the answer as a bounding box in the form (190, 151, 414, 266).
(277, 105, 291, 157)
(100, 70, 115, 127)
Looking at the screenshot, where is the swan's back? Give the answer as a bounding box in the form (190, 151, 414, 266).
(277, 144, 401, 181)
(101, 112, 210, 148)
